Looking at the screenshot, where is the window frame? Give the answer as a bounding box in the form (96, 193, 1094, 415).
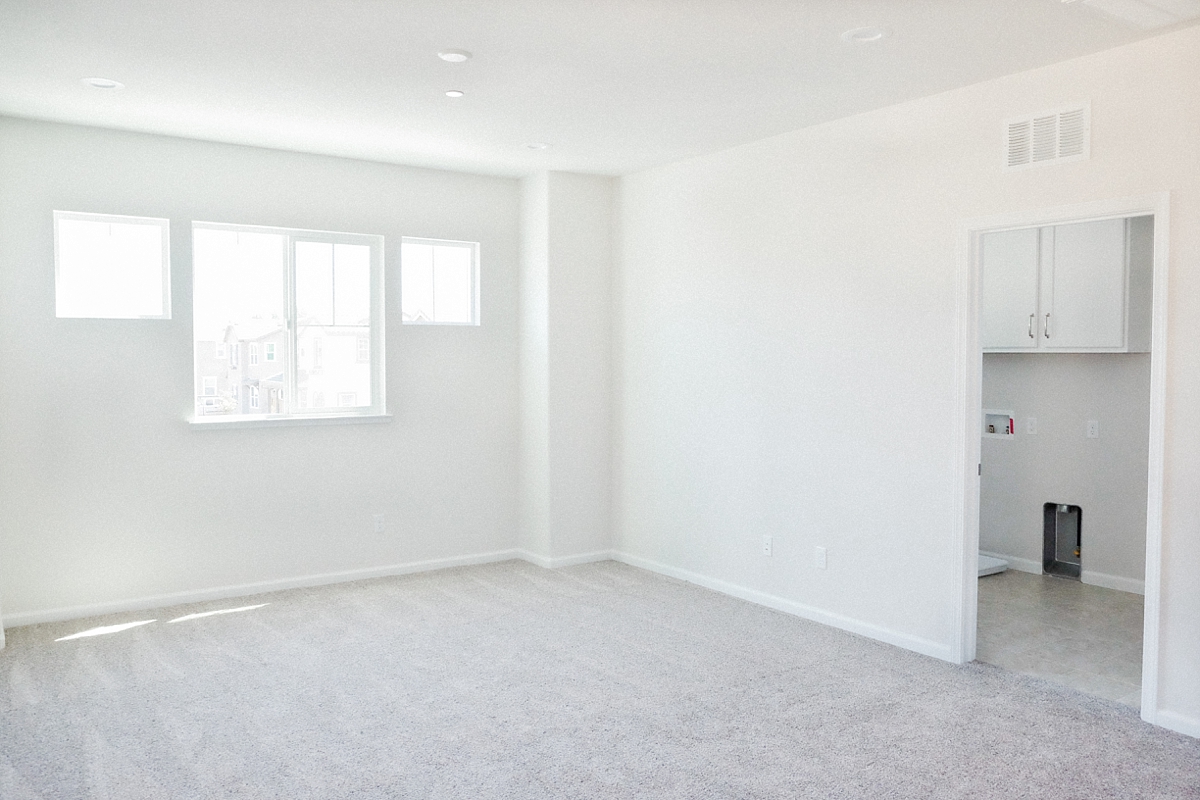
(190, 221, 387, 427)
(400, 236, 480, 326)
(53, 210, 172, 320)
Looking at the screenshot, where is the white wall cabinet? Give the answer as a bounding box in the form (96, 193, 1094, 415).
(981, 217, 1150, 353)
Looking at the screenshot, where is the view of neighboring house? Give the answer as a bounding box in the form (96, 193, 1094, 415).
(195, 317, 369, 416)
(194, 318, 286, 416)
(295, 323, 370, 410)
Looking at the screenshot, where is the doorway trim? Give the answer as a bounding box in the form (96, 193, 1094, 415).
(953, 192, 1170, 726)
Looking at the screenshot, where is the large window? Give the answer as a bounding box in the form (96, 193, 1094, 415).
(400, 237, 479, 325)
(192, 222, 384, 422)
(54, 211, 171, 319)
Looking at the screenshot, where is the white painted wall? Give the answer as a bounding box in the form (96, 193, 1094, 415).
(519, 172, 614, 564)
(0, 117, 521, 623)
(981, 352, 1150, 593)
(614, 26, 1200, 732)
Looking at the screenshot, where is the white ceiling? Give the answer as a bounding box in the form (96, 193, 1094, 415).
(0, 0, 1197, 177)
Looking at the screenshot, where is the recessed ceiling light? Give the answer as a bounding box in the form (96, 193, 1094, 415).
(525, 142, 551, 150)
(81, 77, 124, 90)
(438, 50, 472, 63)
(445, 89, 465, 98)
(841, 26, 888, 43)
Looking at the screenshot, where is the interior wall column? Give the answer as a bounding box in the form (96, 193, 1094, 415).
(518, 171, 614, 565)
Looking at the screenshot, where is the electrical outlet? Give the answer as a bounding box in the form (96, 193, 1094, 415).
(1026, 417, 1037, 435)
(814, 546, 828, 570)
(1086, 420, 1100, 439)
(373, 514, 386, 533)
(761, 535, 773, 556)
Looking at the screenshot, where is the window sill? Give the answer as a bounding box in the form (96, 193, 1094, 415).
(189, 413, 392, 430)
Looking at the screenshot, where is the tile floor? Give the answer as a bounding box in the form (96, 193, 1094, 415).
(976, 569, 1143, 708)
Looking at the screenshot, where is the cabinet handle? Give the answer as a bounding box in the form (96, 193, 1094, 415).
(1028, 314, 1035, 339)
(1044, 313, 1051, 339)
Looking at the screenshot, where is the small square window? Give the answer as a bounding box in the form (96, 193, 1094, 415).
(401, 238, 479, 325)
(215, 343, 227, 359)
(265, 342, 276, 361)
(203, 376, 217, 396)
(54, 211, 170, 319)
(337, 392, 357, 407)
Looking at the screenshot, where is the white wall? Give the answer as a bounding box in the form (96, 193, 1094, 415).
(981, 353, 1150, 592)
(0, 117, 521, 623)
(614, 25, 1200, 733)
(519, 172, 614, 564)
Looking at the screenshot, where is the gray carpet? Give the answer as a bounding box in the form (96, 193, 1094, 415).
(1, 560, 1197, 799)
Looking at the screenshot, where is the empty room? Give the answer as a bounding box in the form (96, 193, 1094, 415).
(1, 1, 1199, 797)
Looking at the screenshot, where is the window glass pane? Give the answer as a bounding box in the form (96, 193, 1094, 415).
(334, 243, 371, 325)
(55, 214, 168, 318)
(192, 227, 288, 417)
(296, 240, 372, 411)
(401, 239, 477, 324)
(296, 241, 334, 325)
(401, 242, 435, 322)
(433, 244, 473, 324)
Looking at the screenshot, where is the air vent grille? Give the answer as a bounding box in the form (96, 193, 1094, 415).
(1005, 105, 1090, 170)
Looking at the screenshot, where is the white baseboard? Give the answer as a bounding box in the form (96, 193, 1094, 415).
(979, 550, 1042, 574)
(978, 551, 1145, 595)
(1154, 710, 1200, 739)
(516, 549, 613, 569)
(2, 549, 521, 629)
(610, 550, 955, 662)
(1081, 570, 1145, 596)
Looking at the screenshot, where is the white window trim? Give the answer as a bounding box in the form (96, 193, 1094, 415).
(189, 220, 386, 426)
(53, 210, 172, 320)
(400, 236, 480, 326)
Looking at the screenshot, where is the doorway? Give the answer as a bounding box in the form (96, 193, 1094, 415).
(954, 194, 1168, 725)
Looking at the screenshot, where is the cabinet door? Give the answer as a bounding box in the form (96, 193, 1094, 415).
(981, 227, 1040, 350)
(1044, 218, 1126, 350)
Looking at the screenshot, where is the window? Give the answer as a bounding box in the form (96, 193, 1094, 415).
(400, 238, 479, 324)
(215, 343, 227, 359)
(203, 377, 217, 396)
(191, 222, 384, 421)
(54, 211, 171, 319)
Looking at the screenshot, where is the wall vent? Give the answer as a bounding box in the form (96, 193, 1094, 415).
(1005, 105, 1089, 170)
